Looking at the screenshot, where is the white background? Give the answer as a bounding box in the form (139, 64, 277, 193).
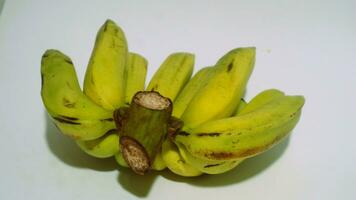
(0, 0, 355, 199)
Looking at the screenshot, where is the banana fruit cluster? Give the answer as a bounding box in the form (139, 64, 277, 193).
(41, 19, 305, 177)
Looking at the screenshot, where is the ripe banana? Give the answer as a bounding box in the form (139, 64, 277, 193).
(172, 66, 213, 118)
(176, 143, 242, 174)
(77, 130, 119, 158)
(151, 151, 167, 171)
(41, 50, 115, 140)
(176, 94, 304, 161)
(181, 47, 256, 128)
(147, 52, 194, 101)
(83, 19, 128, 110)
(238, 89, 284, 115)
(161, 140, 202, 177)
(124, 52, 148, 105)
(234, 98, 247, 116)
(115, 151, 129, 167)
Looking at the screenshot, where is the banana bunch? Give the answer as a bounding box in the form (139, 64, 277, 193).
(41, 19, 305, 177)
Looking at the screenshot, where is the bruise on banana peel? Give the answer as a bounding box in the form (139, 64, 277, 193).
(114, 91, 172, 175)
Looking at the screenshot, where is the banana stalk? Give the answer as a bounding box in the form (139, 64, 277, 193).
(114, 91, 172, 175)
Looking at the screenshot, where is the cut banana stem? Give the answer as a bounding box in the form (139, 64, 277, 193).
(124, 53, 148, 105)
(147, 52, 194, 101)
(172, 66, 214, 118)
(41, 50, 115, 140)
(114, 91, 172, 175)
(84, 19, 128, 110)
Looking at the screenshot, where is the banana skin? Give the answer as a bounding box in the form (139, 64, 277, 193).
(181, 47, 256, 128)
(41, 50, 115, 140)
(176, 93, 305, 161)
(84, 19, 128, 110)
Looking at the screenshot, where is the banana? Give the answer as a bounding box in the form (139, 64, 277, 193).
(175, 94, 305, 161)
(234, 98, 247, 115)
(176, 143, 242, 174)
(172, 66, 213, 118)
(161, 140, 202, 177)
(181, 47, 256, 128)
(83, 19, 128, 110)
(124, 52, 148, 105)
(238, 89, 284, 115)
(115, 152, 129, 167)
(147, 53, 194, 101)
(76, 130, 119, 158)
(151, 150, 166, 171)
(41, 50, 115, 140)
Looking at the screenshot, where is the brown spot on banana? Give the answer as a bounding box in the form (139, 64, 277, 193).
(226, 59, 234, 72)
(53, 117, 81, 125)
(196, 132, 221, 137)
(62, 98, 76, 108)
(204, 163, 222, 168)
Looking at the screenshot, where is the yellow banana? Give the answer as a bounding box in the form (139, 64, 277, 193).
(161, 140, 202, 177)
(181, 47, 256, 128)
(176, 94, 304, 161)
(176, 143, 242, 174)
(234, 98, 247, 115)
(41, 50, 115, 140)
(76, 130, 119, 158)
(172, 66, 213, 118)
(238, 89, 284, 115)
(83, 19, 128, 110)
(151, 150, 167, 171)
(115, 151, 129, 167)
(147, 52, 194, 101)
(124, 52, 148, 105)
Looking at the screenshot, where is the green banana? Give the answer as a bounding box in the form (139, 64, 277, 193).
(41, 50, 115, 140)
(151, 150, 167, 171)
(161, 140, 202, 177)
(176, 94, 304, 161)
(234, 98, 247, 115)
(176, 143, 242, 174)
(76, 130, 119, 158)
(172, 66, 213, 118)
(181, 47, 256, 128)
(124, 53, 148, 105)
(83, 19, 128, 110)
(147, 52, 194, 101)
(238, 89, 284, 115)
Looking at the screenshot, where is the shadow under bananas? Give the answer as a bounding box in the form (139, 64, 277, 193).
(161, 136, 290, 187)
(45, 111, 158, 197)
(117, 166, 160, 198)
(0, 0, 5, 17)
(44, 112, 117, 171)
